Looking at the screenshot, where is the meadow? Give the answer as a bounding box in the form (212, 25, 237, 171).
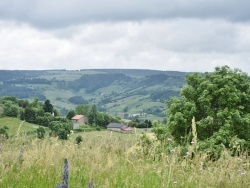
(0, 126, 249, 188)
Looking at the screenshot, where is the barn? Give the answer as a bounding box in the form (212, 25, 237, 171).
(107, 123, 133, 133)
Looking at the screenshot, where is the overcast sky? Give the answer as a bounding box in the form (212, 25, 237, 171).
(0, 0, 250, 74)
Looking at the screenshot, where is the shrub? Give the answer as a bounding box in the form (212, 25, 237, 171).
(37, 126, 45, 139)
(75, 135, 83, 145)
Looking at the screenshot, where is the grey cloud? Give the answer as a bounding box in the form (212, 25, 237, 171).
(1, 19, 250, 74)
(0, 0, 250, 28)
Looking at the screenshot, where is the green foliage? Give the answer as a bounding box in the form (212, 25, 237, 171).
(3, 101, 19, 117)
(0, 127, 9, 139)
(166, 66, 250, 151)
(2, 96, 17, 103)
(23, 107, 37, 123)
(36, 113, 53, 126)
(43, 99, 53, 113)
(128, 119, 152, 128)
(75, 135, 83, 144)
(49, 121, 72, 140)
(66, 109, 75, 120)
(95, 112, 118, 127)
(29, 97, 41, 108)
(88, 104, 97, 125)
(75, 104, 89, 116)
(37, 126, 45, 139)
(17, 99, 29, 108)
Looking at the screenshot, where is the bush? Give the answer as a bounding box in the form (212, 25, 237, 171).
(0, 127, 9, 139)
(75, 135, 83, 145)
(37, 126, 45, 139)
(3, 102, 19, 117)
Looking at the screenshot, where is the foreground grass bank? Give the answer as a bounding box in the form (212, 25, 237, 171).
(0, 132, 249, 188)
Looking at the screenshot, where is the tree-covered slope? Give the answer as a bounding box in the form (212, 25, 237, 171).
(0, 69, 188, 120)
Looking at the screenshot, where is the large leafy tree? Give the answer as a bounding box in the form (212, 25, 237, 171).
(167, 66, 250, 147)
(75, 104, 89, 116)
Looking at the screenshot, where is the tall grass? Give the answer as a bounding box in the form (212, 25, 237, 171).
(0, 132, 249, 187)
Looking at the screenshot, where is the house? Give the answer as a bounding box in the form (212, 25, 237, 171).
(71, 115, 88, 129)
(107, 123, 133, 133)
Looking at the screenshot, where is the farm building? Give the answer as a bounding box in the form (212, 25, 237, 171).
(71, 115, 88, 129)
(107, 123, 133, 133)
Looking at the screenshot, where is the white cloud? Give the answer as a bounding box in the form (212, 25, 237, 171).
(0, 19, 250, 74)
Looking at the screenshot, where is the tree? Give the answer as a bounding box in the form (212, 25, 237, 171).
(75, 104, 89, 115)
(123, 106, 128, 113)
(2, 96, 17, 103)
(166, 66, 250, 149)
(95, 112, 116, 127)
(49, 121, 72, 140)
(3, 101, 19, 117)
(23, 107, 37, 123)
(88, 104, 98, 125)
(18, 99, 29, 108)
(30, 97, 40, 108)
(43, 99, 53, 114)
(66, 110, 75, 120)
(36, 113, 53, 126)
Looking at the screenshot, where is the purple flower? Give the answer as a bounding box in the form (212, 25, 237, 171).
(56, 159, 69, 188)
(62, 159, 69, 185)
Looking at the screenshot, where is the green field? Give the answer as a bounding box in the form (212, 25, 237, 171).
(0, 118, 249, 188)
(0, 117, 49, 137)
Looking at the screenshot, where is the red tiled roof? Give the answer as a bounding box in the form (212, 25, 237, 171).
(71, 115, 84, 120)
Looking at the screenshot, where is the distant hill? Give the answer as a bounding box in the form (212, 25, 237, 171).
(0, 69, 189, 121)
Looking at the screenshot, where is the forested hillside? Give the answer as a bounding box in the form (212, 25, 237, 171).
(0, 69, 188, 120)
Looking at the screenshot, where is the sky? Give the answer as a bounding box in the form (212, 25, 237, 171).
(0, 0, 250, 74)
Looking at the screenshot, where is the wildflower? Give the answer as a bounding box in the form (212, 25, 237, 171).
(241, 172, 246, 175)
(170, 149, 175, 153)
(62, 159, 69, 185)
(56, 159, 69, 188)
(237, 169, 247, 175)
